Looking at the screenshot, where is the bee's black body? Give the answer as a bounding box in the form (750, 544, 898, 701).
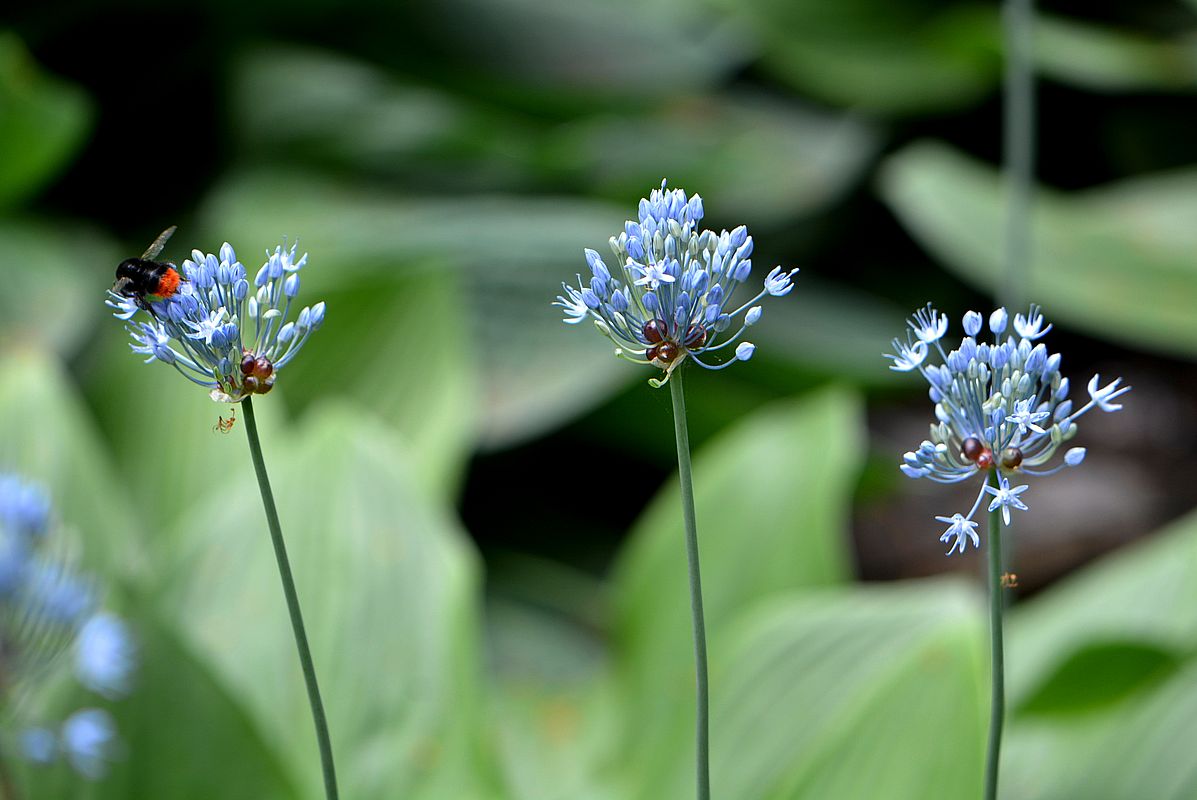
(112, 226, 181, 314)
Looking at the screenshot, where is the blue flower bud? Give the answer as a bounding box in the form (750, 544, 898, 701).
(733, 260, 752, 282)
(581, 289, 600, 309)
(611, 289, 628, 313)
(990, 308, 1008, 334)
(284, 273, 301, 299)
(963, 310, 982, 336)
(745, 306, 762, 326)
(735, 342, 755, 361)
(1064, 447, 1086, 466)
(730, 225, 748, 248)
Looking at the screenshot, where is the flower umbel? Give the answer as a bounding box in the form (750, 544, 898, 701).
(0, 474, 136, 779)
(108, 239, 326, 402)
(555, 180, 798, 386)
(890, 303, 1129, 554)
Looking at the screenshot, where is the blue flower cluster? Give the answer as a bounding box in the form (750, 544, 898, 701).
(555, 180, 798, 386)
(887, 304, 1130, 555)
(108, 241, 326, 403)
(0, 475, 136, 779)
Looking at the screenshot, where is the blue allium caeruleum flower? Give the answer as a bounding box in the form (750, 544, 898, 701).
(888, 304, 1130, 555)
(108, 239, 326, 402)
(555, 180, 798, 386)
(0, 474, 135, 779)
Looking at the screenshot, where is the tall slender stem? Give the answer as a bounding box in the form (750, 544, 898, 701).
(669, 368, 711, 800)
(1003, 0, 1035, 311)
(984, 470, 1006, 800)
(242, 397, 339, 800)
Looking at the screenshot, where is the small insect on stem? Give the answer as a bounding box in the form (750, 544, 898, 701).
(1000, 572, 1019, 589)
(213, 407, 237, 435)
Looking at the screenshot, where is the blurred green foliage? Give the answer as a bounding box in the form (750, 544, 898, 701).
(0, 0, 1195, 797)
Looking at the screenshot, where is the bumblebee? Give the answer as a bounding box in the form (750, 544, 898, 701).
(112, 226, 183, 314)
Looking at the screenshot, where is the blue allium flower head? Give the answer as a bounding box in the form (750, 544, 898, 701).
(107, 238, 326, 402)
(0, 474, 136, 779)
(888, 304, 1130, 555)
(555, 180, 798, 386)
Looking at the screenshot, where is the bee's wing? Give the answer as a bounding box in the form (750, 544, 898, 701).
(141, 225, 178, 260)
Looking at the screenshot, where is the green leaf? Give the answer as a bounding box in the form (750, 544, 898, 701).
(277, 273, 477, 499)
(0, 347, 146, 580)
(1016, 641, 1182, 717)
(79, 614, 302, 800)
(649, 582, 986, 798)
(0, 33, 91, 208)
(611, 386, 864, 778)
(544, 92, 879, 226)
(234, 47, 878, 227)
(411, 0, 741, 103)
(0, 219, 117, 356)
(196, 170, 631, 448)
(1005, 660, 1197, 800)
(1035, 15, 1197, 93)
(153, 402, 492, 799)
(707, 1, 1000, 115)
(1008, 508, 1197, 709)
(879, 141, 1197, 358)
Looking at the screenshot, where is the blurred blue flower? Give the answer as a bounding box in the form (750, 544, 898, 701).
(61, 709, 116, 780)
(76, 613, 136, 699)
(555, 180, 798, 386)
(0, 474, 136, 779)
(108, 240, 326, 402)
(889, 304, 1130, 555)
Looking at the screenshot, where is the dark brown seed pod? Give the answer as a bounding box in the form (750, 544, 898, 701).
(655, 342, 680, 364)
(253, 356, 274, 379)
(684, 324, 707, 349)
(975, 449, 995, 470)
(242, 375, 261, 394)
(1000, 447, 1024, 469)
(961, 437, 984, 462)
(240, 354, 257, 376)
(258, 376, 276, 395)
(642, 319, 668, 344)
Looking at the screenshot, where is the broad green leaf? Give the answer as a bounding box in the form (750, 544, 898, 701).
(234, 46, 879, 227)
(196, 171, 630, 448)
(879, 141, 1197, 358)
(233, 45, 538, 187)
(0, 34, 91, 208)
(1035, 15, 1197, 92)
(1005, 660, 1197, 800)
(543, 93, 879, 227)
(0, 347, 145, 580)
(274, 273, 476, 499)
(0, 219, 117, 356)
(648, 582, 986, 799)
(154, 402, 491, 799)
(1008, 508, 1197, 709)
(80, 614, 301, 800)
(707, 0, 999, 115)
(612, 387, 864, 777)
(410, 0, 741, 102)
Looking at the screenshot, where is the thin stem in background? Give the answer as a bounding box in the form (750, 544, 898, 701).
(242, 397, 339, 800)
(668, 368, 711, 800)
(984, 469, 1006, 800)
(1003, 0, 1035, 312)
